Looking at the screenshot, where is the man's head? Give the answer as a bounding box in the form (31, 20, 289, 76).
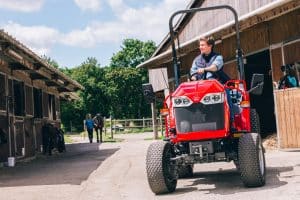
(199, 36, 215, 55)
(96, 113, 101, 117)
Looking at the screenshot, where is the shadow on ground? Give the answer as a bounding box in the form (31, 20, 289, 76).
(168, 165, 293, 196)
(0, 143, 119, 187)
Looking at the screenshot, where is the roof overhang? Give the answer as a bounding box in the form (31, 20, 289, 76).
(0, 30, 84, 100)
(137, 0, 300, 69)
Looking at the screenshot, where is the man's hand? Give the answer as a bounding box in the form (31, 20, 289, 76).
(190, 76, 197, 81)
(197, 68, 206, 74)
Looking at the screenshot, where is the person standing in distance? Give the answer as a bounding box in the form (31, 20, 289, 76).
(85, 114, 94, 143)
(93, 113, 104, 143)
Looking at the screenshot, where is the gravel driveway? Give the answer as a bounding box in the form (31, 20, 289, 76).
(0, 132, 300, 200)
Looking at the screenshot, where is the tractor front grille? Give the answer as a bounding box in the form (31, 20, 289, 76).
(174, 103, 224, 133)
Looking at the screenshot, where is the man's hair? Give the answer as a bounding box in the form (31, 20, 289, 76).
(199, 36, 215, 48)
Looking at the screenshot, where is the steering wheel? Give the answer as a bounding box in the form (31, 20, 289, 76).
(190, 71, 207, 81)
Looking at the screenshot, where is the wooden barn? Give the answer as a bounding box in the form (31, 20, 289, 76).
(0, 30, 83, 163)
(138, 0, 300, 149)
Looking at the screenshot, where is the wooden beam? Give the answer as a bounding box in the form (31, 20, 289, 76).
(45, 80, 60, 87)
(51, 74, 58, 79)
(0, 42, 10, 51)
(63, 81, 70, 87)
(33, 63, 42, 70)
(30, 73, 48, 80)
(57, 87, 71, 93)
(9, 62, 30, 71)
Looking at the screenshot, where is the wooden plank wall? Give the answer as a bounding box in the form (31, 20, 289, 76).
(25, 118, 35, 157)
(0, 56, 66, 161)
(178, 0, 276, 44)
(284, 41, 300, 64)
(34, 120, 43, 153)
(275, 89, 300, 148)
(270, 47, 283, 83)
(14, 118, 24, 157)
(158, 5, 300, 89)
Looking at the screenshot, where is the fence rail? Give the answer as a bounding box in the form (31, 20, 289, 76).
(103, 117, 165, 138)
(63, 117, 166, 138)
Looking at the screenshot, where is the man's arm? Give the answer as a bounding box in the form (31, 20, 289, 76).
(197, 55, 223, 74)
(190, 59, 199, 75)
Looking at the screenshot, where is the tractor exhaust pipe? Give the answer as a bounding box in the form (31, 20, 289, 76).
(169, 5, 245, 89)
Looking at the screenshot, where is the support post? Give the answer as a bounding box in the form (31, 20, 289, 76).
(159, 115, 163, 137)
(151, 102, 158, 139)
(110, 117, 113, 138)
(142, 117, 145, 132)
(6, 96, 12, 157)
(104, 117, 106, 136)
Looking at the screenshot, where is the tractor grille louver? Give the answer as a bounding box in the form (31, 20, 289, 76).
(174, 103, 224, 133)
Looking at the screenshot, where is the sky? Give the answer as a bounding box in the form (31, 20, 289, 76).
(0, 0, 189, 68)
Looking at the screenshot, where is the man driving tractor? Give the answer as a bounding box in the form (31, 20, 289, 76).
(190, 36, 234, 123)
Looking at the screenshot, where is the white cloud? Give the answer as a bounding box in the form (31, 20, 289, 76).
(64, 0, 188, 47)
(0, 0, 44, 12)
(74, 0, 102, 12)
(2, 21, 60, 55)
(1, 0, 188, 56)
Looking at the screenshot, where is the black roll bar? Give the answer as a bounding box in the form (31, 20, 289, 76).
(169, 5, 244, 88)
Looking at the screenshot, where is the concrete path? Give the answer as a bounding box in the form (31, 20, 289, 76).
(0, 132, 300, 200)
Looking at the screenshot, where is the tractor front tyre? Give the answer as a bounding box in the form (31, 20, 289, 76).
(238, 133, 266, 187)
(178, 164, 193, 178)
(146, 141, 177, 194)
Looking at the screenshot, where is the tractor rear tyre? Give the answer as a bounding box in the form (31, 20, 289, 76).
(178, 164, 193, 178)
(238, 133, 266, 187)
(250, 109, 260, 133)
(146, 141, 177, 194)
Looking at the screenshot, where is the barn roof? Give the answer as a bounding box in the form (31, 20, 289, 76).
(0, 29, 83, 100)
(137, 0, 299, 69)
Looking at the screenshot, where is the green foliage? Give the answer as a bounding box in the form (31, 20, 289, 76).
(41, 55, 59, 68)
(60, 39, 156, 131)
(110, 39, 156, 68)
(104, 67, 149, 119)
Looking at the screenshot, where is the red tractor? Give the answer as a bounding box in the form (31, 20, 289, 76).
(144, 5, 266, 194)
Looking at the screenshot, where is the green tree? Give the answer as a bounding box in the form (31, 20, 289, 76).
(110, 39, 156, 68)
(41, 55, 59, 68)
(60, 39, 156, 131)
(60, 57, 109, 131)
(107, 39, 156, 118)
(105, 67, 149, 119)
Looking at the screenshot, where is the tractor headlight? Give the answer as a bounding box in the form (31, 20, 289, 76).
(201, 92, 224, 105)
(172, 96, 193, 107)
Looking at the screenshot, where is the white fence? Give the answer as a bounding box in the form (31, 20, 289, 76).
(103, 117, 165, 138)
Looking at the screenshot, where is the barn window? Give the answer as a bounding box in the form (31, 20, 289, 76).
(13, 80, 25, 116)
(42, 91, 49, 118)
(25, 85, 33, 116)
(33, 88, 42, 118)
(48, 94, 56, 120)
(8, 79, 13, 113)
(55, 97, 60, 120)
(0, 73, 5, 110)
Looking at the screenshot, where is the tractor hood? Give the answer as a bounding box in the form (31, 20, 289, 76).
(171, 79, 225, 103)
